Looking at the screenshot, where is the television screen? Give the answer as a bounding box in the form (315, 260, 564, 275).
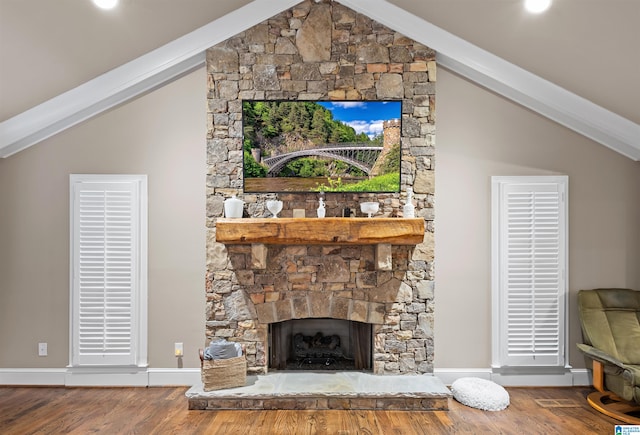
(242, 100, 402, 193)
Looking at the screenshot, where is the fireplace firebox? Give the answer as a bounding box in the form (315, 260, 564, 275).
(269, 318, 372, 371)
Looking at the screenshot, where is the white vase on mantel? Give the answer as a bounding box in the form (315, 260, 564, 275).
(317, 198, 326, 218)
(403, 188, 415, 218)
(224, 195, 244, 218)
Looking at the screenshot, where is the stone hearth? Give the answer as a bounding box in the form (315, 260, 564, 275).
(187, 372, 450, 411)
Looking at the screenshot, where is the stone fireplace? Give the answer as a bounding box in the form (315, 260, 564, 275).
(205, 0, 436, 378)
(216, 239, 428, 375)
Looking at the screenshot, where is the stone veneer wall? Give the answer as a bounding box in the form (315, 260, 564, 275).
(205, 0, 436, 375)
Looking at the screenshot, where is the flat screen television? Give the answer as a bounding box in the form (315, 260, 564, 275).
(242, 100, 402, 193)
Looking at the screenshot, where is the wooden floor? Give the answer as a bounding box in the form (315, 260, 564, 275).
(0, 386, 622, 434)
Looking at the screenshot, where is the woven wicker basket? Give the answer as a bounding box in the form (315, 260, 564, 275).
(200, 354, 247, 391)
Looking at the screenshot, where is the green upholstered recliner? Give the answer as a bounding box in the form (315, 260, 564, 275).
(577, 288, 640, 424)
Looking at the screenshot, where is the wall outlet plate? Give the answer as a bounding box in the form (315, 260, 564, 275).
(38, 342, 47, 356)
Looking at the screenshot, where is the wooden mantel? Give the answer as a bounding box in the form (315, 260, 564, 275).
(216, 217, 425, 245)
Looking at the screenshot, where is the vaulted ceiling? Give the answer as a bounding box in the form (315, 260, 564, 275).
(1, 0, 638, 159)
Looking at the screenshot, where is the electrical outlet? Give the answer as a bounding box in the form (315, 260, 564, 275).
(38, 342, 48, 357)
(174, 342, 183, 357)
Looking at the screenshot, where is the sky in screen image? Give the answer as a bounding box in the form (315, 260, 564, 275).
(318, 101, 401, 139)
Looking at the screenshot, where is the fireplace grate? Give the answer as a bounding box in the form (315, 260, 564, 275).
(297, 357, 337, 367)
(286, 357, 357, 371)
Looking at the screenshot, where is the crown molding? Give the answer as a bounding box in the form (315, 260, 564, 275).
(1, 0, 638, 160)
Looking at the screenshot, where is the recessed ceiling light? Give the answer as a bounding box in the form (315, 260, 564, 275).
(92, 0, 119, 10)
(525, 0, 551, 14)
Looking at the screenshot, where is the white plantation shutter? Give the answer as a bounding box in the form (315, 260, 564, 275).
(70, 175, 147, 367)
(492, 176, 568, 368)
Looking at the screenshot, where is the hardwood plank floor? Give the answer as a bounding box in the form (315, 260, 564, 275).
(0, 386, 622, 434)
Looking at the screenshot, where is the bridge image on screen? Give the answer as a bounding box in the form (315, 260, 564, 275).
(242, 100, 401, 193)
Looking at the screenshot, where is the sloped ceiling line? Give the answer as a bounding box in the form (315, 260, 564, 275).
(0, 0, 638, 160)
(340, 0, 640, 161)
(0, 0, 301, 158)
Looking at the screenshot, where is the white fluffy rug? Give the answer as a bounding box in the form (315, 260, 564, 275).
(450, 377, 510, 411)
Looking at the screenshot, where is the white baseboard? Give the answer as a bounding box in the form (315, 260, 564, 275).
(0, 367, 200, 387)
(0, 368, 67, 386)
(0, 367, 591, 387)
(434, 368, 591, 387)
(570, 369, 591, 386)
(65, 367, 150, 387)
(434, 368, 493, 385)
(147, 368, 201, 386)
(490, 371, 574, 387)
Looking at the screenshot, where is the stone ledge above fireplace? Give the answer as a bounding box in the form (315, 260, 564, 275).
(216, 217, 425, 271)
(216, 217, 425, 245)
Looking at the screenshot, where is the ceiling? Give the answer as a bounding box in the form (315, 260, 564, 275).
(1, 0, 638, 127)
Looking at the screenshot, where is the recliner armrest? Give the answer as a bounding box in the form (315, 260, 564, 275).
(577, 343, 626, 369)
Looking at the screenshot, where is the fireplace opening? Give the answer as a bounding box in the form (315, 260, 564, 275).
(269, 318, 372, 371)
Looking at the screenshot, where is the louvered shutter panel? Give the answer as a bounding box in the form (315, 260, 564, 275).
(493, 177, 567, 368)
(71, 176, 146, 366)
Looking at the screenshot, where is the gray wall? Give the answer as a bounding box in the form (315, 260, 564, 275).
(0, 69, 206, 369)
(1, 65, 638, 371)
(435, 69, 640, 368)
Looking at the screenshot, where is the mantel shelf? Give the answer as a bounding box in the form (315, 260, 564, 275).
(216, 217, 425, 246)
